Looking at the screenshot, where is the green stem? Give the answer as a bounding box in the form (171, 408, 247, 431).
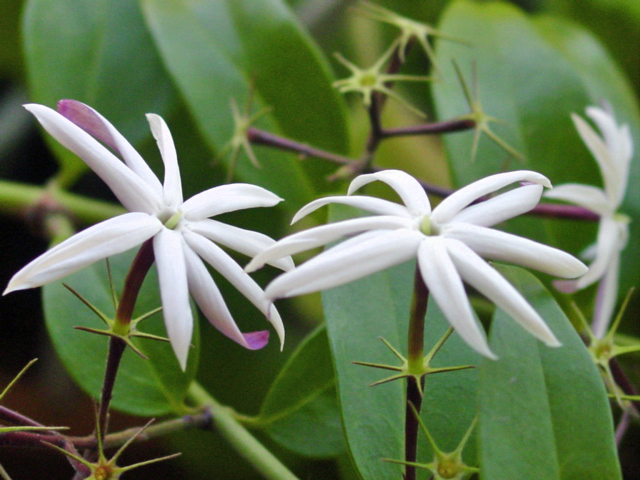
(0, 179, 125, 226)
(187, 382, 300, 480)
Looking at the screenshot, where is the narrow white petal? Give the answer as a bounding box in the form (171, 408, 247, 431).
(417, 237, 496, 359)
(245, 216, 413, 272)
(432, 170, 551, 225)
(291, 195, 411, 224)
(592, 253, 621, 339)
(24, 104, 163, 214)
(188, 219, 294, 271)
(154, 229, 192, 370)
(443, 223, 588, 278)
(347, 170, 431, 216)
(182, 184, 282, 220)
(264, 229, 422, 299)
(146, 114, 183, 208)
(544, 184, 611, 216)
(446, 239, 560, 346)
(183, 246, 261, 349)
(574, 217, 622, 290)
(57, 100, 163, 195)
(183, 231, 285, 348)
(572, 113, 618, 201)
(4, 213, 162, 294)
(450, 184, 543, 227)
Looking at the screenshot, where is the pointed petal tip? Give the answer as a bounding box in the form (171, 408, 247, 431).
(243, 330, 270, 350)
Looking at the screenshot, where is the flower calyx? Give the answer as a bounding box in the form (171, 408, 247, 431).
(64, 283, 168, 360)
(355, 1, 469, 72)
(574, 289, 640, 406)
(384, 403, 479, 480)
(452, 61, 524, 162)
(218, 96, 272, 181)
(332, 40, 433, 117)
(352, 328, 474, 395)
(43, 418, 180, 480)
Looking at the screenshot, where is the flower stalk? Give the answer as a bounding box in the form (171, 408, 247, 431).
(404, 265, 429, 480)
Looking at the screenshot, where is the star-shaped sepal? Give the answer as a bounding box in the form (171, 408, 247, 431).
(43, 417, 180, 480)
(218, 95, 272, 181)
(384, 403, 479, 480)
(333, 40, 433, 117)
(354, 1, 469, 72)
(452, 61, 524, 163)
(353, 327, 475, 395)
(574, 289, 640, 407)
(64, 282, 169, 360)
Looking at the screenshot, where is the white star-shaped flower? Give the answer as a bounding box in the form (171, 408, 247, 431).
(247, 169, 587, 358)
(4, 100, 292, 369)
(544, 106, 633, 337)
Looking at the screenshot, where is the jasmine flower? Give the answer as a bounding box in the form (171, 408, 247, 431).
(247, 169, 587, 358)
(4, 100, 291, 369)
(545, 105, 633, 337)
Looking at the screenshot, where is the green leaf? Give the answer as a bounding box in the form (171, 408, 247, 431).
(256, 324, 345, 458)
(140, 0, 340, 207)
(225, 0, 350, 156)
(322, 205, 479, 480)
(479, 265, 621, 480)
(432, 0, 640, 295)
(23, 0, 177, 187)
(43, 249, 199, 417)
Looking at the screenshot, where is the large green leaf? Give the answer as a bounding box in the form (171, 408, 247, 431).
(322, 205, 480, 480)
(479, 265, 621, 480)
(256, 324, 345, 458)
(432, 0, 640, 297)
(23, 0, 177, 187)
(43, 248, 199, 417)
(140, 0, 347, 208)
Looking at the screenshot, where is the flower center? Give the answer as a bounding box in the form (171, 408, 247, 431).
(163, 210, 183, 230)
(420, 215, 438, 236)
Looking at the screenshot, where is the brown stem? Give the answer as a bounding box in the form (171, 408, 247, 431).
(404, 266, 429, 480)
(247, 127, 354, 165)
(382, 118, 476, 138)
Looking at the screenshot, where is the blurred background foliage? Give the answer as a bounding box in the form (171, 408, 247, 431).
(0, 0, 638, 479)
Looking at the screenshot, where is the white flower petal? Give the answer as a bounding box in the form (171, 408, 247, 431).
(571, 113, 619, 201)
(591, 252, 621, 339)
(573, 216, 623, 290)
(443, 223, 588, 278)
(57, 100, 163, 195)
(146, 114, 183, 208)
(347, 170, 431, 216)
(183, 231, 285, 349)
(291, 195, 411, 224)
(544, 184, 611, 216)
(450, 184, 544, 227)
(153, 229, 193, 370)
(183, 246, 266, 349)
(3, 213, 162, 294)
(264, 229, 422, 299)
(188, 219, 294, 271)
(417, 237, 496, 359)
(446, 239, 560, 347)
(432, 170, 551, 225)
(182, 184, 283, 220)
(245, 216, 413, 272)
(24, 104, 163, 214)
